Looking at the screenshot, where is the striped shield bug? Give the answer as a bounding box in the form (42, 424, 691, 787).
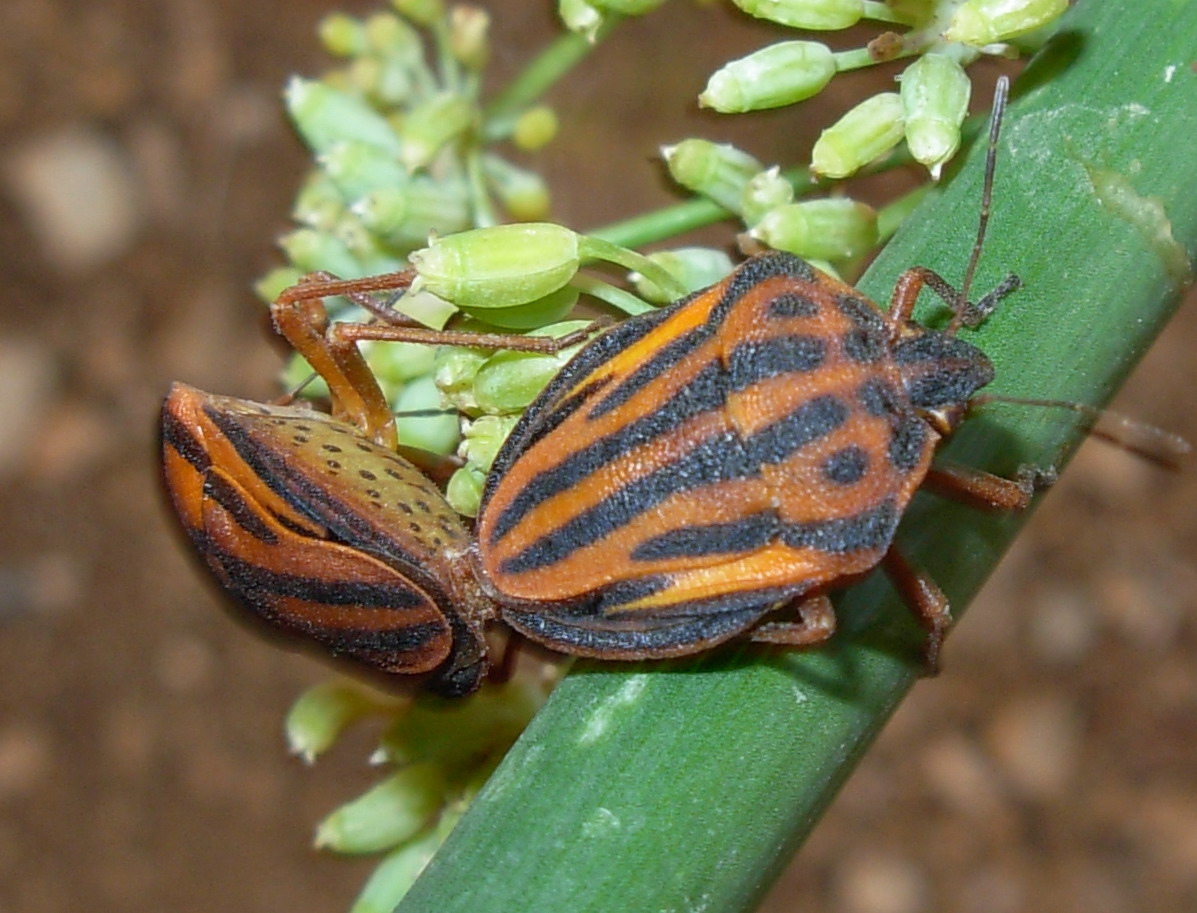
(161, 272, 590, 696)
(472, 77, 1038, 670)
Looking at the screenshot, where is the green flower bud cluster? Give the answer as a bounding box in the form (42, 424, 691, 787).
(267, 4, 565, 465)
(285, 672, 553, 911)
(661, 138, 877, 267)
(701, 0, 1068, 179)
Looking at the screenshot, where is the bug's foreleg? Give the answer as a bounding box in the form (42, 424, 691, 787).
(923, 462, 1057, 511)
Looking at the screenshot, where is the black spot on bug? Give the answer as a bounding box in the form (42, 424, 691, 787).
(415, 500, 431, 513)
(768, 293, 820, 319)
(293, 435, 310, 444)
(356, 442, 373, 453)
(385, 467, 405, 480)
(327, 460, 341, 470)
(398, 502, 414, 515)
(322, 444, 343, 453)
(359, 469, 378, 481)
(823, 446, 869, 485)
(366, 489, 381, 499)
(293, 424, 312, 432)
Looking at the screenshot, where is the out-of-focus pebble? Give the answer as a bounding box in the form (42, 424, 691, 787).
(984, 695, 1083, 801)
(4, 125, 145, 271)
(831, 849, 930, 913)
(1027, 587, 1099, 666)
(0, 338, 57, 478)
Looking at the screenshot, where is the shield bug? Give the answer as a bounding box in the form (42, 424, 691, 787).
(161, 271, 589, 696)
(473, 77, 1036, 670)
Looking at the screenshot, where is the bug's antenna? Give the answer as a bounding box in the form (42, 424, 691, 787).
(951, 76, 1010, 333)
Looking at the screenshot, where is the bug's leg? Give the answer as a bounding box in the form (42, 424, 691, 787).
(331, 319, 599, 354)
(271, 271, 402, 449)
(885, 266, 1021, 340)
(881, 548, 950, 674)
(749, 594, 837, 646)
(923, 462, 1057, 511)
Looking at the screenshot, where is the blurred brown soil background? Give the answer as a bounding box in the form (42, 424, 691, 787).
(0, 2, 1194, 912)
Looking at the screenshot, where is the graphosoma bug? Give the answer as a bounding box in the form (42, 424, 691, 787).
(160, 272, 589, 696)
(473, 77, 1035, 670)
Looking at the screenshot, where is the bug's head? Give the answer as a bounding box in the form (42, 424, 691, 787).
(893, 327, 994, 435)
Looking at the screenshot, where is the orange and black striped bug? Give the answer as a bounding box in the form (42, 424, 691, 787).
(474, 78, 1040, 670)
(163, 76, 1078, 692)
(160, 275, 591, 696)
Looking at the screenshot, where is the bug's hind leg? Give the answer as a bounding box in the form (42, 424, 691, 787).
(881, 548, 951, 675)
(749, 594, 837, 646)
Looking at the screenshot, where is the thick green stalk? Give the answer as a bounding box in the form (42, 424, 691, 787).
(397, 4, 1196, 912)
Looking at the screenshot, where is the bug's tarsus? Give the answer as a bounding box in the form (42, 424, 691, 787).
(961, 272, 1022, 329)
(749, 595, 837, 646)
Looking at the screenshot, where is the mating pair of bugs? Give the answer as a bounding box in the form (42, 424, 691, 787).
(162, 79, 1049, 697)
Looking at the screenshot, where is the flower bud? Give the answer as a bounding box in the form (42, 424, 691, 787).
(900, 54, 970, 179)
(314, 763, 446, 854)
(347, 829, 443, 913)
(631, 248, 733, 302)
(459, 286, 578, 330)
(590, 0, 668, 11)
(446, 464, 485, 517)
(662, 140, 762, 212)
(458, 414, 521, 476)
(472, 320, 591, 414)
(410, 223, 581, 309)
(285, 77, 402, 157)
(434, 346, 490, 412)
(700, 41, 836, 113)
(944, 0, 1068, 45)
(292, 172, 347, 230)
(353, 177, 472, 246)
(483, 155, 551, 221)
(320, 141, 407, 202)
(730, 0, 864, 29)
(279, 227, 364, 277)
(398, 91, 476, 172)
(365, 11, 423, 60)
(318, 13, 369, 57)
(559, 0, 603, 37)
(390, 0, 444, 27)
(394, 374, 459, 454)
(751, 198, 878, 261)
(811, 91, 904, 178)
(741, 166, 795, 225)
(366, 340, 438, 386)
(512, 105, 559, 151)
(285, 680, 395, 762)
(449, 6, 490, 70)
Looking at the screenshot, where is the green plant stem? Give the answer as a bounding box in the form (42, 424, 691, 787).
(396, 4, 1197, 911)
(484, 21, 622, 133)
